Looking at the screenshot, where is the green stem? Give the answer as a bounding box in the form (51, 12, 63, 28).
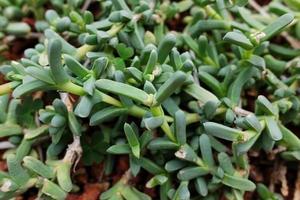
(186, 113, 201, 124)
(128, 105, 147, 118)
(75, 23, 124, 60)
(57, 81, 86, 96)
(107, 23, 124, 36)
(75, 45, 95, 60)
(98, 90, 123, 107)
(203, 56, 218, 67)
(151, 106, 176, 142)
(205, 5, 222, 20)
(0, 81, 20, 96)
(57, 81, 201, 131)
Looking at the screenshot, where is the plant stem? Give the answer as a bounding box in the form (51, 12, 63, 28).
(57, 81, 202, 131)
(0, 81, 20, 95)
(75, 23, 124, 60)
(151, 106, 176, 142)
(57, 81, 86, 96)
(76, 45, 95, 60)
(205, 5, 222, 20)
(102, 93, 123, 107)
(107, 23, 124, 36)
(186, 113, 201, 124)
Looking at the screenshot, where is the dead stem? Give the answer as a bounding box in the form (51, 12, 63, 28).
(294, 166, 300, 200)
(60, 92, 82, 171)
(233, 107, 253, 116)
(81, 0, 93, 12)
(120, 170, 133, 185)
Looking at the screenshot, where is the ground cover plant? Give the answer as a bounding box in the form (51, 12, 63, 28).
(0, 0, 299, 199)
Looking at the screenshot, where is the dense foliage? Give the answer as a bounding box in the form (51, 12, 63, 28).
(0, 0, 299, 199)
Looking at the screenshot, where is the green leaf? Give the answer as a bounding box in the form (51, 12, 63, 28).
(257, 183, 276, 200)
(45, 29, 77, 55)
(100, 181, 122, 199)
(204, 122, 244, 142)
(25, 67, 55, 84)
(233, 0, 248, 6)
(63, 54, 90, 79)
(246, 55, 265, 70)
(142, 116, 164, 130)
(199, 134, 215, 167)
(121, 186, 151, 200)
(144, 49, 158, 75)
(15, 139, 34, 161)
(165, 160, 187, 172)
(129, 155, 140, 176)
(264, 117, 282, 141)
(5, 22, 31, 36)
(124, 123, 140, 158)
(107, 144, 131, 154)
(139, 157, 165, 174)
(177, 166, 209, 181)
(116, 43, 134, 60)
(235, 130, 260, 155)
(172, 181, 190, 200)
(255, 95, 277, 116)
(56, 162, 73, 192)
(175, 144, 204, 166)
(24, 125, 49, 139)
(53, 99, 68, 116)
(279, 124, 300, 150)
(222, 173, 256, 191)
(281, 150, 300, 161)
(181, 60, 194, 72)
(126, 67, 143, 82)
(41, 179, 67, 200)
(0, 124, 22, 137)
(23, 156, 55, 179)
(260, 13, 294, 42)
(74, 95, 94, 118)
(51, 114, 66, 127)
(48, 39, 69, 84)
(195, 177, 208, 197)
(223, 31, 253, 50)
(95, 79, 152, 106)
(90, 107, 127, 126)
(184, 83, 219, 104)
(238, 7, 264, 29)
(227, 67, 255, 105)
(243, 114, 262, 132)
(12, 80, 51, 98)
(7, 154, 30, 186)
(174, 110, 186, 145)
(157, 33, 177, 64)
(189, 20, 230, 37)
(146, 174, 168, 188)
(92, 57, 109, 78)
(198, 71, 225, 98)
(284, 0, 300, 9)
(68, 112, 81, 136)
(148, 138, 179, 150)
(154, 71, 186, 105)
(139, 131, 153, 149)
(169, 48, 183, 70)
(218, 152, 235, 175)
(109, 10, 132, 23)
(182, 34, 199, 56)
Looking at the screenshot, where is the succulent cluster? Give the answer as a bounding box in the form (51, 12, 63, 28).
(0, 0, 299, 199)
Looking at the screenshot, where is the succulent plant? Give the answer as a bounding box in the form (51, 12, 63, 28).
(0, 0, 299, 199)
